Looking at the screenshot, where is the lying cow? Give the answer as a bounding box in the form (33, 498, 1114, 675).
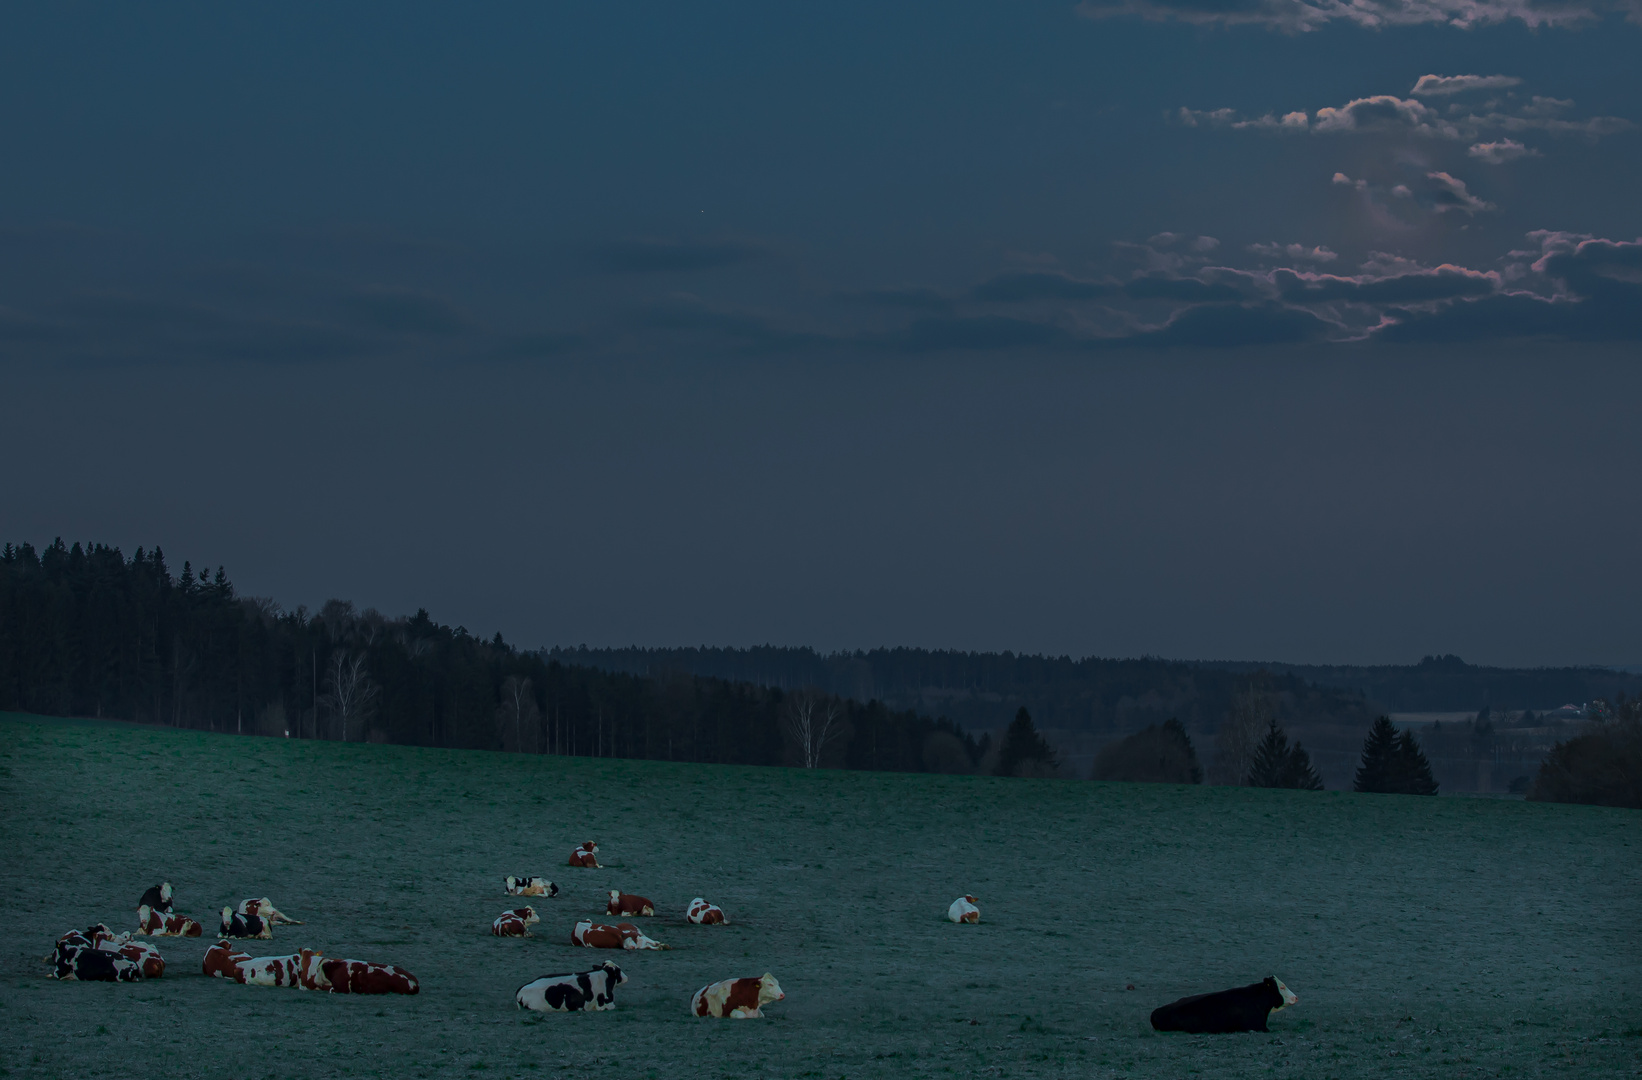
(237, 897, 302, 924)
(568, 842, 601, 869)
(948, 896, 980, 924)
(506, 876, 559, 898)
(571, 920, 669, 950)
(607, 891, 654, 917)
(203, 940, 253, 980)
(239, 948, 330, 990)
(321, 957, 419, 995)
(1150, 977, 1298, 1034)
(691, 973, 784, 1018)
(49, 926, 163, 980)
(516, 961, 627, 1013)
(686, 898, 726, 925)
(136, 904, 202, 937)
(492, 907, 540, 937)
(137, 882, 173, 914)
(220, 906, 273, 940)
(54, 946, 145, 982)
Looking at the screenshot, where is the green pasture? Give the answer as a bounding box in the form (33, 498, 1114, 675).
(0, 711, 1636, 1078)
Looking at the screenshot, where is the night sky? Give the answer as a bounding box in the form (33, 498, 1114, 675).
(4, 2, 1639, 666)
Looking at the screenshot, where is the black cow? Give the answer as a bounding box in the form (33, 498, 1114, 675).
(138, 882, 173, 913)
(1150, 977, 1298, 1034)
(515, 961, 627, 1012)
(219, 906, 272, 940)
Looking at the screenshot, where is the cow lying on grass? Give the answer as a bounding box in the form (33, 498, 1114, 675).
(136, 904, 202, 937)
(691, 974, 784, 1018)
(568, 842, 601, 868)
(202, 942, 417, 994)
(516, 961, 627, 1012)
(137, 882, 173, 913)
(506, 876, 559, 897)
(237, 897, 302, 924)
(948, 896, 980, 924)
(49, 926, 164, 981)
(572, 920, 669, 950)
(607, 891, 654, 917)
(686, 898, 726, 925)
(1150, 977, 1298, 1033)
(220, 906, 272, 939)
(492, 907, 541, 937)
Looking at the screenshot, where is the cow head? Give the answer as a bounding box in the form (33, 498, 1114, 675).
(514, 907, 540, 924)
(1266, 977, 1298, 1010)
(159, 883, 172, 904)
(963, 895, 978, 903)
(601, 961, 628, 984)
(757, 973, 785, 1005)
(547, 881, 560, 897)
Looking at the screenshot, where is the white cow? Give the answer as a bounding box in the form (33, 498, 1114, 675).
(948, 896, 980, 924)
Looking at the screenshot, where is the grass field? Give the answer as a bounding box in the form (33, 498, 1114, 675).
(1, 712, 1637, 1079)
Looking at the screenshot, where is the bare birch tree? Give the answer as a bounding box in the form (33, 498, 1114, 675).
(321, 650, 379, 742)
(497, 675, 540, 753)
(1212, 684, 1275, 785)
(782, 688, 846, 768)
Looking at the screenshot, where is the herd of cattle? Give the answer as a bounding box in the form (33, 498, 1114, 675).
(47, 838, 1298, 1033)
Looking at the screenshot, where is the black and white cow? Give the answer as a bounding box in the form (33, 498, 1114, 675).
(505, 876, 559, 898)
(220, 906, 273, 940)
(49, 929, 147, 983)
(138, 882, 173, 913)
(1149, 977, 1298, 1034)
(515, 962, 627, 1012)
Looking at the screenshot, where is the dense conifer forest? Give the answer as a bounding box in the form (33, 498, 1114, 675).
(0, 539, 983, 772)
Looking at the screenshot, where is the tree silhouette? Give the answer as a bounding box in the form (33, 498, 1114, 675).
(1091, 718, 1202, 784)
(1355, 716, 1437, 795)
(995, 707, 1060, 777)
(1246, 718, 1323, 790)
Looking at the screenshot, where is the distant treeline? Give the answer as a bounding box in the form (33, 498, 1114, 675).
(1201, 654, 1642, 713)
(0, 539, 983, 772)
(545, 644, 1377, 738)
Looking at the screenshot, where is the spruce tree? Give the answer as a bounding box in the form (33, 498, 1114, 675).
(1389, 730, 1439, 795)
(1246, 718, 1324, 790)
(1354, 716, 1399, 793)
(995, 707, 1060, 777)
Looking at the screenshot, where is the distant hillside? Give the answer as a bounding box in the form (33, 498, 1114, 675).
(1198, 654, 1642, 713)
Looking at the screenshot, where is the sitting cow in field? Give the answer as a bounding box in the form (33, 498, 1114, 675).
(691, 973, 784, 1019)
(49, 926, 163, 981)
(321, 957, 419, 995)
(568, 842, 601, 869)
(948, 896, 980, 924)
(137, 882, 173, 914)
(607, 891, 654, 917)
(237, 897, 302, 924)
(506, 876, 559, 898)
(516, 961, 627, 1013)
(572, 920, 669, 950)
(686, 898, 726, 925)
(1150, 977, 1298, 1034)
(220, 906, 273, 940)
(492, 907, 540, 937)
(136, 904, 202, 937)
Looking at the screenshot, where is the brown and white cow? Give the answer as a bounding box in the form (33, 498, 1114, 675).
(947, 896, 980, 924)
(492, 907, 540, 937)
(100, 932, 166, 978)
(568, 842, 601, 868)
(685, 898, 727, 925)
(505, 876, 559, 897)
(236, 897, 302, 924)
(203, 940, 253, 980)
(691, 973, 784, 1018)
(606, 890, 654, 917)
(320, 957, 419, 995)
(237, 948, 330, 990)
(136, 904, 202, 937)
(571, 920, 669, 950)
(220, 906, 273, 940)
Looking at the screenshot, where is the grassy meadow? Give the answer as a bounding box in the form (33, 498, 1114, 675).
(1, 711, 1637, 1079)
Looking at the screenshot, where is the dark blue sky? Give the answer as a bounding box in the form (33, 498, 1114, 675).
(4, 2, 1640, 665)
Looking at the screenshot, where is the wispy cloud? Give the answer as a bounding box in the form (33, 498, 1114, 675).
(1078, 0, 1626, 32)
(1410, 74, 1522, 97)
(1467, 139, 1539, 164)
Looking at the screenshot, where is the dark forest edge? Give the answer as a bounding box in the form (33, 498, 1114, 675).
(2, 538, 1637, 807)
